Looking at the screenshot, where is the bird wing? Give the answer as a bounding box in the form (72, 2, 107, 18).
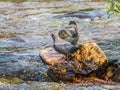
(65, 30, 73, 37)
(60, 44, 75, 54)
(54, 44, 68, 55)
(63, 44, 79, 53)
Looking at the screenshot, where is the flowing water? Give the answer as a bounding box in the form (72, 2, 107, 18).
(0, 0, 120, 89)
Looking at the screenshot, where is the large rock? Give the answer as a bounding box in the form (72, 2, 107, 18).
(71, 41, 108, 70)
(47, 41, 108, 83)
(39, 47, 66, 65)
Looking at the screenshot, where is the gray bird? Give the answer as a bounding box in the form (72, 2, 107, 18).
(58, 21, 79, 45)
(51, 33, 79, 56)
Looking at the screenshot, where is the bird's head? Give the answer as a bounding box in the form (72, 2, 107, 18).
(69, 21, 76, 26)
(58, 30, 68, 39)
(69, 21, 77, 30)
(51, 33, 56, 42)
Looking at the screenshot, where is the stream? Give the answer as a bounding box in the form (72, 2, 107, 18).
(0, 0, 120, 90)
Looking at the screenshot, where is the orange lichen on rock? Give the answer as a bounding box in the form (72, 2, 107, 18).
(47, 41, 110, 83)
(39, 47, 66, 65)
(71, 41, 108, 68)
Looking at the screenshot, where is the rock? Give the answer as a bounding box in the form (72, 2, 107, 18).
(47, 60, 85, 82)
(112, 68, 120, 82)
(47, 41, 108, 83)
(54, 9, 107, 20)
(111, 61, 120, 82)
(71, 41, 108, 70)
(9, 36, 25, 42)
(0, 66, 41, 84)
(39, 47, 66, 65)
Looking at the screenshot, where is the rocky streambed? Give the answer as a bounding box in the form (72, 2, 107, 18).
(0, 0, 120, 90)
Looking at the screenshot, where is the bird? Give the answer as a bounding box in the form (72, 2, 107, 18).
(58, 21, 79, 45)
(51, 33, 79, 56)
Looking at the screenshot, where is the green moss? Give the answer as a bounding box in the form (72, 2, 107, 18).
(107, 0, 120, 16)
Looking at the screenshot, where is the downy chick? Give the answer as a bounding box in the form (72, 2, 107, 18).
(58, 21, 79, 45)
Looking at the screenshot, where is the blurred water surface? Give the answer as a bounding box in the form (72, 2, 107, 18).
(0, 0, 120, 88)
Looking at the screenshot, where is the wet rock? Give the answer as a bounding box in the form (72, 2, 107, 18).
(54, 9, 107, 20)
(8, 36, 25, 42)
(112, 68, 120, 82)
(39, 47, 66, 65)
(47, 60, 85, 82)
(71, 41, 108, 70)
(47, 41, 108, 82)
(95, 59, 119, 82)
(111, 62, 120, 82)
(0, 66, 41, 84)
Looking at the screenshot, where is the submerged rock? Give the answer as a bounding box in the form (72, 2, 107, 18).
(8, 36, 25, 42)
(54, 9, 107, 20)
(0, 66, 41, 84)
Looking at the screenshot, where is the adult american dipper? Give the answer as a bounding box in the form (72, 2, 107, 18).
(51, 33, 79, 56)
